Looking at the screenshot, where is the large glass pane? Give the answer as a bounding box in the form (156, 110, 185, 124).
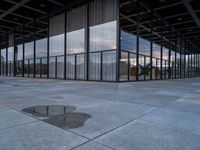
(76, 54, 86, 80)
(67, 5, 86, 54)
(1, 48, 7, 76)
(66, 55, 75, 79)
(89, 0, 117, 81)
(120, 51, 128, 81)
(89, 53, 101, 80)
(16, 44, 23, 76)
(8, 47, 14, 76)
(49, 13, 64, 79)
(102, 51, 116, 81)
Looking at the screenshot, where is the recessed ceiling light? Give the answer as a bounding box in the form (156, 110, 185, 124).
(40, 4, 46, 7)
(177, 17, 182, 21)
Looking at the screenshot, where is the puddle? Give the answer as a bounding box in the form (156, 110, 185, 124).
(22, 105, 91, 129)
(22, 105, 76, 117)
(44, 112, 91, 129)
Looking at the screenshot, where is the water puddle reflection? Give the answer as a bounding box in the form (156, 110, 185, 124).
(22, 105, 91, 129)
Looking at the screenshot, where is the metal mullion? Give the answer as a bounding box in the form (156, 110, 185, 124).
(116, 0, 120, 82)
(168, 25, 171, 79)
(150, 9, 153, 80)
(6, 47, 8, 76)
(22, 26, 25, 77)
(28, 59, 30, 77)
(183, 43, 186, 78)
(100, 51, 103, 81)
(128, 52, 130, 81)
(33, 20, 36, 78)
(13, 29, 16, 77)
(160, 19, 163, 80)
(144, 56, 146, 80)
(55, 56, 57, 79)
(75, 54, 77, 80)
(156, 58, 158, 80)
(47, 15, 50, 79)
(175, 33, 177, 79)
(64, 10, 67, 80)
(86, 0, 89, 81)
(40, 58, 42, 78)
(180, 35, 182, 78)
(136, 0, 140, 81)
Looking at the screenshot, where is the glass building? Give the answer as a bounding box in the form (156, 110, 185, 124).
(0, 0, 200, 82)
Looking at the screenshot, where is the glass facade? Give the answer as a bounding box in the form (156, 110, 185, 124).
(0, 0, 200, 82)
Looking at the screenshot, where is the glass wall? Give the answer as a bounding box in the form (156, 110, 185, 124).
(66, 4, 87, 80)
(24, 42, 34, 77)
(1, 48, 7, 76)
(16, 44, 23, 76)
(89, 0, 117, 81)
(36, 38, 47, 78)
(1, 0, 200, 82)
(49, 13, 65, 79)
(7, 47, 14, 76)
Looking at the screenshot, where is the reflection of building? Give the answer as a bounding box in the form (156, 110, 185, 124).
(0, 0, 200, 81)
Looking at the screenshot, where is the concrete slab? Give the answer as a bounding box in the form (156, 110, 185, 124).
(69, 102, 156, 139)
(141, 108, 200, 132)
(73, 141, 113, 150)
(96, 120, 200, 150)
(0, 121, 88, 150)
(0, 110, 37, 130)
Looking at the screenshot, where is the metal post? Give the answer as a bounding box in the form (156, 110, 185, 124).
(86, 0, 90, 81)
(116, 0, 121, 82)
(33, 19, 36, 78)
(22, 26, 25, 77)
(136, 0, 140, 81)
(160, 19, 163, 80)
(150, 9, 153, 80)
(168, 25, 171, 79)
(13, 29, 16, 77)
(64, 10, 67, 80)
(47, 15, 50, 79)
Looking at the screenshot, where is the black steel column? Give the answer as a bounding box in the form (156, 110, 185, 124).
(13, 29, 16, 77)
(116, 0, 121, 82)
(6, 37, 8, 76)
(136, 0, 140, 81)
(86, 0, 90, 81)
(47, 15, 50, 79)
(33, 20, 36, 78)
(175, 33, 177, 79)
(160, 19, 163, 80)
(150, 9, 153, 80)
(180, 35, 182, 78)
(128, 52, 130, 81)
(22, 26, 25, 77)
(168, 25, 171, 79)
(184, 44, 186, 78)
(64, 10, 67, 80)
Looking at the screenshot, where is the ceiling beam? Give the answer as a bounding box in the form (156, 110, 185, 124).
(182, 0, 200, 28)
(47, 0, 65, 7)
(0, 0, 30, 19)
(4, 0, 47, 15)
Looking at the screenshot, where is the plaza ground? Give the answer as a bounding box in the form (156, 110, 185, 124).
(0, 77, 200, 150)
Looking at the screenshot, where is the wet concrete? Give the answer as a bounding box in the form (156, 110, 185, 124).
(1, 77, 200, 150)
(22, 105, 91, 129)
